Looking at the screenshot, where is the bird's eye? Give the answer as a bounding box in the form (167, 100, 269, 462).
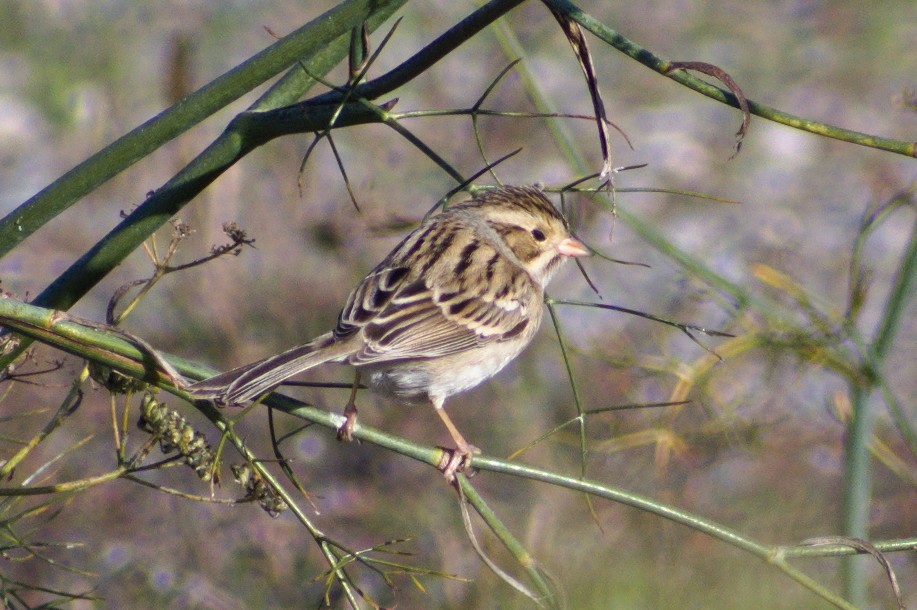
(531, 228, 546, 242)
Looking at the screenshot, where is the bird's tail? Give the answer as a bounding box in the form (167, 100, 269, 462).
(186, 332, 348, 406)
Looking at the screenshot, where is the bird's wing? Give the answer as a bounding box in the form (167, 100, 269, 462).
(340, 241, 538, 365)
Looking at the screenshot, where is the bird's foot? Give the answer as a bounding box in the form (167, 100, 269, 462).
(437, 443, 481, 482)
(336, 401, 359, 442)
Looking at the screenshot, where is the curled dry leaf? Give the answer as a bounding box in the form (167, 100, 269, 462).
(666, 61, 751, 158)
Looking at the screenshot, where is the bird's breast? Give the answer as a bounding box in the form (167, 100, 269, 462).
(361, 331, 536, 405)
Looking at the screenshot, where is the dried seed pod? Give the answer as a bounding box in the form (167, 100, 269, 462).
(231, 463, 288, 517)
(137, 393, 215, 481)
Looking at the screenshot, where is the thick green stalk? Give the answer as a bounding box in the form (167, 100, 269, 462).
(0, 2, 408, 371)
(542, 0, 916, 158)
(840, 384, 873, 606)
(1, 295, 903, 609)
(30, 102, 387, 312)
(841, 215, 917, 604)
(0, 0, 406, 260)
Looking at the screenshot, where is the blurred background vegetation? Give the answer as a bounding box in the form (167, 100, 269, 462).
(0, 0, 914, 608)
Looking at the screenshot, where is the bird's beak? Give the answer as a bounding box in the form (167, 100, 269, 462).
(557, 236, 591, 258)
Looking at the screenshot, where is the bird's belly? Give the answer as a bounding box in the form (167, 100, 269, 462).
(361, 340, 528, 404)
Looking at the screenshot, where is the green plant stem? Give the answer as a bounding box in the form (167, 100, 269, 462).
(841, 213, 917, 604)
(543, 0, 916, 158)
(0, 0, 407, 261)
(311, 0, 528, 105)
(471, 459, 856, 610)
(783, 538, 917, 558)
(1, 296, 900, 609)
(0, 2, 408, 372)
(870, 217, 917, 364)
(0, 298, 212, 384)
(869, 213, 917, 456)
(0, 370, 86, 480)
(457, 477, 558, 606)
(32, 102, 385, 313)
(0, 467, 129, 496)
(499, 14, 912, 604)
(840, 390, 872, 608)
(187, 400, 362, 608)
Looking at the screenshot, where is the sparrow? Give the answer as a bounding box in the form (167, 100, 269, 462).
(186, 185, 591, 480)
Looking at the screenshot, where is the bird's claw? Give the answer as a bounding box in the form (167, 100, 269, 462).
(336, 401, 359, 442)
(437, 444, 481, 482)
